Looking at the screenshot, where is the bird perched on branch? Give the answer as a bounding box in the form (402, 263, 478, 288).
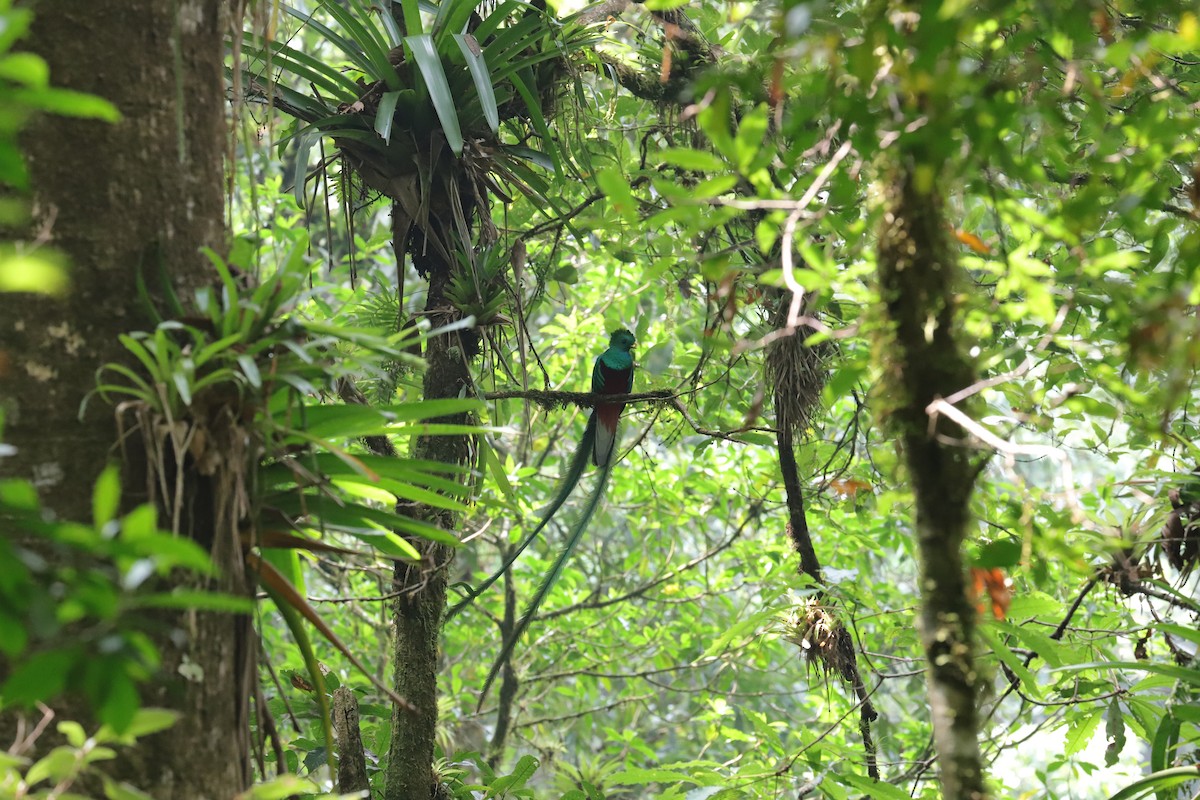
(447, 328, 637, 705)
(590, 328, 636, 466)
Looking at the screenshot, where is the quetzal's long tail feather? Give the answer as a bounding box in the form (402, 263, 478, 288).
(445, 416, 597, 622)
(478, 458, 612, 709)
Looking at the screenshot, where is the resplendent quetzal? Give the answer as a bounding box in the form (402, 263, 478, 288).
(447, 328, 636, 704)
(590, 328, 637, 466)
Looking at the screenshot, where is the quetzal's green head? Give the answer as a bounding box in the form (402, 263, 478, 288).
(609, 328, 636, 352)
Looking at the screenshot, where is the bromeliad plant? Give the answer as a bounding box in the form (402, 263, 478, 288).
(87, 228, 489, 774)
(236, 0, 598, 266)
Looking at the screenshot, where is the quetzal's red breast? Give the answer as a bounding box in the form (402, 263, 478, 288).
(595, 361, 632, 429)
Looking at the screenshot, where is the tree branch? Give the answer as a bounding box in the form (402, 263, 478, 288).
(482, 388, 674, 408)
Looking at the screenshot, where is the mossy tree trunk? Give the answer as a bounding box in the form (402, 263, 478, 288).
(0, 3, 253, 798)
(876, 161, 988, 800)
(384, 203, 477, 800)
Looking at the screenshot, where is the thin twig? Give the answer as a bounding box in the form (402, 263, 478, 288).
(941, 297, 1073, 407)
(782, 140, 854, 328)
(926, 398, 1080, 513)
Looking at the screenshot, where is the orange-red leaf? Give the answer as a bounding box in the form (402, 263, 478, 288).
(954, 230, 992, 254)
(247, 552, 417, 713)
(829, 478, 873, 499)
(970, 567, 1012, 620)
(241, 526, 367, 557)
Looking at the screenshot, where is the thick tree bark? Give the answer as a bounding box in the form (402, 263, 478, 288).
(0, 3, 251, 798)
(333, 687, 370, 793)
(876, 162, 987, 800)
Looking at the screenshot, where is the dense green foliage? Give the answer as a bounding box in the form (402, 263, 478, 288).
(4, 0, 1200, 798)
(231, 1, 1200, 797)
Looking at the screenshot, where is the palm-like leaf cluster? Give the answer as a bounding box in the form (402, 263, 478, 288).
(238, 0, 597, 262)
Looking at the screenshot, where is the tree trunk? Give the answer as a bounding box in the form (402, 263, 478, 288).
(876, 161, 988, 800)
(384, 203, 476, 800)
(0, 3, 252, 798)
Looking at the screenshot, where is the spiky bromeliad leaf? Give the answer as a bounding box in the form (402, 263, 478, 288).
(322, 0, 403, 90)
(406, 33, 464, 154)
(375, 91, 403, 144)
(397, 0, 424, 38)
(454, 33, 499, 133)
(282, 4, 378, 80)
(240, 32, 360, 99)
(432, 0, 479, 46)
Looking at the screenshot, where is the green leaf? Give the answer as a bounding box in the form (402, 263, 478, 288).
(281, 4, 376, 76)
(296, 404, 397, 439)
(3, 648, 77, 706)
(103, 779, 156, 800)
(507, 67, 560, 174)
(398, 0, 424, 37)
(250, 552, 412, 713)
(433, 0, 479, 43)
(609, 767, 696, 785)
(237, 354, 261, 389)
(453, 33, 499, 133)
(0, 52, 48, 87)
(375, 90, 402, 144)
(838, 774, 912, 799)
(659, 148, 727, 172)
(1106, 767, 1200, 800)
(977, 625, 1041, 699)
(25, 746, 78, 788)
(974, 538, 1021, 569)
(97, 672, 139, 733)
(92, 465, 122, 530)
(489, 754, 539, 792)
(1053, 661, 1200, 685)
(291, 132, 317, 211)
(0, 612, 28, 659)
(236, 775, 321, 800)
(481, 438, 517, 506)
(321, 0, 401, 90)
(597, 168, 637, 221)
(97, 708, 180, 744)
(271, 492, 457, 548)
(342, 529, 422, 560)
(0, 252, 69, 295)
(698, 607, 776, 660)
(1105, 696, 1126, 767)
(240, 34, 361, 98)
(58, 721, 87, 748)
(127, 590, 254, 613)
(11, 87, 120, 121)
(1150, 712, 1181, 773)
(405, 34, 463, 154)
(381, 398, 486, 420)
(1157, 623, 1200, 647)
(1064, 708, 1102, 756)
